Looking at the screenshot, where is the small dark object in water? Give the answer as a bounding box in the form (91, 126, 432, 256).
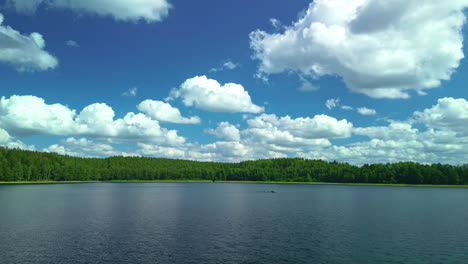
(264, 190, 276, 193)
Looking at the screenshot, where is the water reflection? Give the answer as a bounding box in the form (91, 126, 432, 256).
(1, 183, 468, 264)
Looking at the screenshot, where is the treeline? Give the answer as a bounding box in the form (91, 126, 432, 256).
(1, 147, 468, 185)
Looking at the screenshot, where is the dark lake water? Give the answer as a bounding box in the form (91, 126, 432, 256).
(1, 183, 468, 264)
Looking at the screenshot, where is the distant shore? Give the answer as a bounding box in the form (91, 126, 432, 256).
(1, 180, 468, 188)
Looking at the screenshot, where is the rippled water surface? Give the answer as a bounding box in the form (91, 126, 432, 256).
(1, 183, 467, 264)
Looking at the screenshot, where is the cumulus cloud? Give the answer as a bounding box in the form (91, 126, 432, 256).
(242, 126, 331, 152)
(4, 0, 172, 22)
(237, 113, 354, 156)
(4, 140, 35, 151)
(136, 141, 281, 162)
(0, 95, 185, 145)
(137, 143, 190, 160)
(247, 114, 353, 139)
(205, 122, 240, 141)
(136, 113, 355, 162)
(354, 121, 418, 141)
(414, 97, 468, 135)
(200, 141, 250, 158)
(44, 137, 129, 157)
(76, 103, 185, 145)
(45, 144, 80, 157)
(3, 94, 468, 165)
(303, 126, 468, 165)
(0, 95, 77, 136)
(250, 0, 468, 98)
(301, 99, 468, 165)
(136, 142, 226, 162)
(133, 103, 468, 163)
(137, 100, 200, 124)
(325, 98, 340, 110)
(0, 128, 35, 151)
(0, 128, 11, 144)
(225, 99, 468, 165)
(357, 107, 377, 116)
(0, 13, 58, 71)
(170, 76, 264, 113)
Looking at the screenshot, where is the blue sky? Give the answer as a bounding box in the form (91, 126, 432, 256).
(0, 0, 467, 164)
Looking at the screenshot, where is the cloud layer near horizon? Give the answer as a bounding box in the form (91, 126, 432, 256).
(2, 94, 468, 165)
(0, 95, 185, 145)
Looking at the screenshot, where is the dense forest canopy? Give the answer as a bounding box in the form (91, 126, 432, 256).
(1, 147, 467, 185)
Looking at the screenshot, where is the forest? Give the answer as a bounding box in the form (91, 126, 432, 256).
(1, 147, 468, 185)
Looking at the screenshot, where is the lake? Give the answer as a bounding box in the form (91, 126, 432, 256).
(0, 183, 467, 264)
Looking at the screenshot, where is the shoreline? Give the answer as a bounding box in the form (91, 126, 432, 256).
(1, 180, 468, 188)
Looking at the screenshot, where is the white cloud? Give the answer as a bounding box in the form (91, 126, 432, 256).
(137, 143, 189, 160)
(4, 140, 35, 151)
(223, 61, 238, 70)
(414, 97, 468, 135)
(3, 94, 468, 165)
(136, 142, 231, 162)
(325, 98, 340, 110)
(309, 130, 468, 165)
(357, 107, 377, 116)
(270, 18, 282, 29)
(65, 40, 79, 48)
(0, 128, 35, 151)
(0, 95, 186, 146)
(0, 128, 11, 144)
(76, 103, 186, 145)
(247, 114, 353, 139)
(44, 137, 125, 157)
(209, 61, 239, 72)
(250, 0, 468, 98)
(0, 126, 36, 151)
(0, 95, 77, 136)
(137, 99, 200, 124)
(44, 144, 77, 157)
(200, 141, 250, 158)
(122, 87, 138, 97)
(298, 76, 319, 92)
(237, 113, 354, 157)
(236, 100, 468, 165)
(242, 126, 331, 151)
(301, 99, 468, 165)
(137, 112, 346, 162)
(341, 105, 353, 110)
(136, 141, 275, 162)
(5, 0, 172, 22)
(354, 121, 417, 141)
(0, 13, 58, 71)
(170, 76, 264, 113)
(205, 122, 240, 141)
